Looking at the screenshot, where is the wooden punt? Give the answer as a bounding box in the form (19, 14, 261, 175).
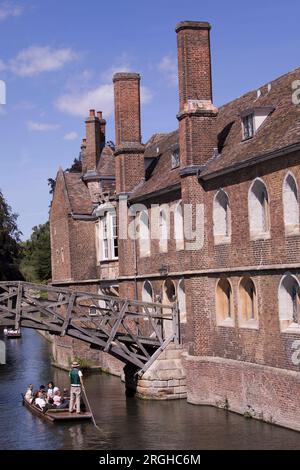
(22, 395, 92, 423)
(4, 328, 22, 338)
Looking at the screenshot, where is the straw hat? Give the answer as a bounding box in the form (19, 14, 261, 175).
(71, 361, 80, 368)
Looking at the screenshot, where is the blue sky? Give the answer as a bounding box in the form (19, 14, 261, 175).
(0, 0, 299, 239)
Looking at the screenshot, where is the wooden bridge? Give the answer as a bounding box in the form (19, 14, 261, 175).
(0, 281, 179, 374)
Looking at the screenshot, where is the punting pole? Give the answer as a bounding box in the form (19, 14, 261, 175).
(82, 386, 101, 431)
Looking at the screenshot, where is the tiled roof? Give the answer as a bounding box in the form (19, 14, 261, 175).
(131, 130, 180, 199)
(202, 67, 300, 176)
(96, 146, 115, 176)
(62, 145, 115, 215)
(131, 67, 300, 198)
(64, 172, 93, 215)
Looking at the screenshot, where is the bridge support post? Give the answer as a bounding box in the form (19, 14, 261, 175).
(123, 363, 139, 397)
(0, 339, 6, 364)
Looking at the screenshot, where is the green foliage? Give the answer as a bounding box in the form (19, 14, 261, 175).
(20, 221, 51, 283)
(66, 157, 82, 173)
(0, 190, 22, 281)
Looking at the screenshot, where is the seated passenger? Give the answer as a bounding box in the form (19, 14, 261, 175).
(24, 384, 34, 403)
(53, 390, 69, 409)
(53, 390, 62, 407)
(47, 382, 55, 399)
(35, 391, 46, 410)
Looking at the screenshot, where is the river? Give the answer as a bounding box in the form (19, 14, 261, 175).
(0, 328, 299, 450)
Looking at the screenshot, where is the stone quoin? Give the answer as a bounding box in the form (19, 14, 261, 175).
(50, 20, 300, 431)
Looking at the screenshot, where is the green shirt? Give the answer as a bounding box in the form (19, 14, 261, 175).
(69, 368, 83, 386)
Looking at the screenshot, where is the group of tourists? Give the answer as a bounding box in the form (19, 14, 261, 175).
(24, 382, 69, 413)
(24, 361, 85, 414)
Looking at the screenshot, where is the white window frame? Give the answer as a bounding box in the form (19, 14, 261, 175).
(139, 210, 150, 257)
(242, 113, 254, 140)
(97, 211, 118, 262)
(283, 172, 300, 236)
(159, 206, 168, 253)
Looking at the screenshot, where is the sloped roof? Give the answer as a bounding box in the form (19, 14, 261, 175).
(63, 172, 93, 215)
(131, 130, 180, 199)
(131, 67, 300, 198)
(202, 67, 300, 176)
(96, 145, 115, 176)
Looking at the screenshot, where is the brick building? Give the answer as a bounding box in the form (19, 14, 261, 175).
(50, 21, 300, 431)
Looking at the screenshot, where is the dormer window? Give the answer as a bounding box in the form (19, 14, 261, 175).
(242, 113, 254, 140)
(171, 149, 180, 169)
(240, 106, 275, 142)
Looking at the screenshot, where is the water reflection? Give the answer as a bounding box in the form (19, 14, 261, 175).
(0, 328, 300, 450)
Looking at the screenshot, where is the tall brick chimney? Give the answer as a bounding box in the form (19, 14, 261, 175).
(176, 21, 218, 170)
(97, 111, 106, 149)
(113, 73, 145, 193)
(83, 109, 101, 173)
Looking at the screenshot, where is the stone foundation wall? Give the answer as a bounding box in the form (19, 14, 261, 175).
(184, 353, 300, 432)
(135, 344, 186, 400)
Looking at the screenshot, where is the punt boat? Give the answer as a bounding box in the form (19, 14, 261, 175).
(22, 395, 92, 423)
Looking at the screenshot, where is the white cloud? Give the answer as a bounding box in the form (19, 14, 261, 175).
(27, 121, 59, 132)
(10, 46, 77, 77)
(158, 55, 178, 86)
(56, 83, 113, 117)
(0, 2, 23, 21)
(64, 131, 78, 141)
(55, 55, 152, 117)
(56, 83, 152, 117)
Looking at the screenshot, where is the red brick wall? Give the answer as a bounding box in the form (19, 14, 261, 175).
(176, 21, 212, 109)
(113, 73, 141, 145)
(184, 354, 300, 432)
(83, 110, 101, 173)
(68, 219, 97, 281)
(50, 172, 72, 282)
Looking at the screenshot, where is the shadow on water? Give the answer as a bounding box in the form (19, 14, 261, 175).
(0, 328, 300, 450)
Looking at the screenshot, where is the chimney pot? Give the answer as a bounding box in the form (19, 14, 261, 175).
(89, 109, 95, 117)
(97, 111, 103, 119)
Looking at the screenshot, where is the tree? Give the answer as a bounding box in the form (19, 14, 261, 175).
(66, 157, 82, 173)
(20, 222, 51, 283)
(0, 190, 22, 280)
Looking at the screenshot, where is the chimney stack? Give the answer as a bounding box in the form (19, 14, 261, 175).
(113, 73, 144, 193)
(83, 109, 101, 173)
(176, 21, 218, 168)
(97, 110, 106, 149)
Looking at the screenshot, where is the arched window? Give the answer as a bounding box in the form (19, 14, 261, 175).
(178, 278, 186, 323)
(283, 173, 299, 234)
(216, 279, 233, 325)
(142, 280, 153, 303)
(239, 277, 258, 326)
(159, 206, 168, 253)
(163, 279, 176, 304)
(213, 190, 231, 243)
(278, 274, 300, 331)
(249, 178, 270, 238)
(139, 210, 150, 257)
(174, 201, 184, 250)
(162, 279, 176, 337)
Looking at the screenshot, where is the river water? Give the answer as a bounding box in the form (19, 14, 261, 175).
(0, 328, 299, 450)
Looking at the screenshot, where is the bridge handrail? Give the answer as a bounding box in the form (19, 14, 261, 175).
(0, 281, 174, 311)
